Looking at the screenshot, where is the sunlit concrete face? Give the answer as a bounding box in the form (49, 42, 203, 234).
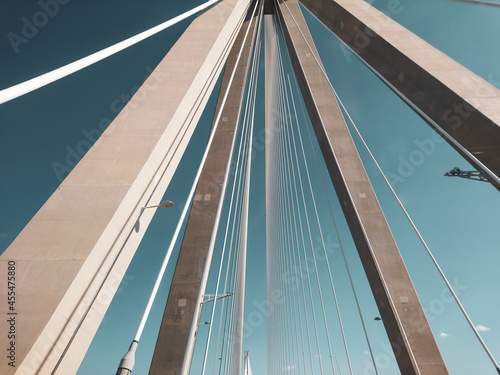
(300, 0, 500, 188)
(275, 0, 448, 373)
(0, 0, 249, 374)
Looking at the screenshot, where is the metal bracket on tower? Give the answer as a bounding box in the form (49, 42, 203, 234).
(198, 293, 233, 327)
(201, 293, 233, 305)
(445, 167, 500, 184)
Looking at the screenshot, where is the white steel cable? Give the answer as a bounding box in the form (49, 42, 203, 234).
(129, 0, 254, 348)
(283, 134, 307, 375)
(282, 2, 500, 373)
(277, 3, 423, 374)
(57, 3, 248, 371)
(278, 65, 302, 375)
(276, 78, 291, 375)
(337, 83, 500, 375)
(273, 36, 315, 374)
(180, 2, 262, 372)
(216, 51, 256, 372)
(284, 103, 316, 375)
(278, 43, 339, 374)
(273, 24, 324, 374)
(303, 6, 500, 188)
(277, 53, 317, 375)
(233, 10, 262, 371)
(279, 62, 322, 375)
(285, 71, 352, 375)
(213, 113, 248, 375)
(290, 54, 380, 375)
(282, 170, 300, 375)
(210, 5, 264, 372)
(275, 6, 353, 370)
(0, 0, 220, 104)
(282, 149, 309, 375)
(275, 91, 286, 374)
(199, 2, 263, 373)
(212, 89, 250, 375)
(210, 12, 261, 372)
(221, 212, 244, 375)
(279, 134, 298, 374)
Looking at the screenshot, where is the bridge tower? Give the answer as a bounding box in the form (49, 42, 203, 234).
(1, 0, 499, 374)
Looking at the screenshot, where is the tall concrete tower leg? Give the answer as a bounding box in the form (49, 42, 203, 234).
(148, 3, 259, 374)
(274, 1, 448, 373)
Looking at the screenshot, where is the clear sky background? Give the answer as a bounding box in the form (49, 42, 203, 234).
(1, 0, 500, 374)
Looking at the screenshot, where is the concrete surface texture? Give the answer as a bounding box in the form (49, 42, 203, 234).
(0, 0, 249, 373)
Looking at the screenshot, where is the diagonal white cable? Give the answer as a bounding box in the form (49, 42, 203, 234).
(131, 0, 255, 347)
(278, 59, 302, 375)
(212, 88, 248, 375)
(297, 5, 500, 188)
(274, 54, 315, 375)
(290, 50, 380, 375)
(337, 85, 500, 375)
(0, 0, 219, 105)
(278, 4, 422, 374)
(115, 0, 255, 372)
(278, 42, 339, 374)
(276, 65, 291, 375)
(274, 22, 323, 374)
(195, 2, 262, 373)
(212, 83, 250, 375)
(281, 161, 300, 374)
(217, 61, 253, 373)
(285, 2, 500, 373)
(209, 7, 263, 372)
(282, 84, 316, 375)
(293, 64, 380, 375)
(283, 126, 307, 375)
(281, 153, 307, 375)
(278, 48, 308, 375)
(285, 69, 352, 375)
(210, 10, 262, 372)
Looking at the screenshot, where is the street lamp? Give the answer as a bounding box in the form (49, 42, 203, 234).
(115, 200, 174, 375)
(142, 200, 175, 210)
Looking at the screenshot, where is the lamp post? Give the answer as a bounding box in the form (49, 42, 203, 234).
(115, 200, 174, 375)
(142, 200, 175, 210)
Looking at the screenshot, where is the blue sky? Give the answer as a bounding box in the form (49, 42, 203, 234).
(1, 0, 500, 374)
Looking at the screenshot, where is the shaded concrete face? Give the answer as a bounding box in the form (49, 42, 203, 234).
(0, 0, 249, 374)
(275, 0, 448, 373)
(148, 8, 258, 375)
(300, 0, 500, 188)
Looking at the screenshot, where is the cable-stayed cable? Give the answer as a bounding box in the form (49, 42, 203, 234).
(0, 0, 220, 104)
